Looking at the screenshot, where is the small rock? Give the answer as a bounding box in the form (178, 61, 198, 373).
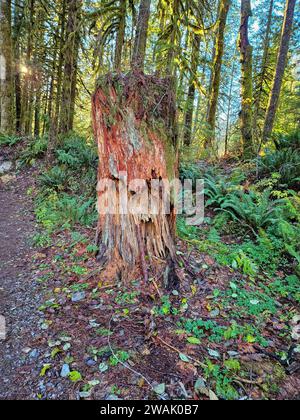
(0, 161, 13, 175)
(210, 309, 220, 318)
(71, 292, 86, 303)
(1, 174, 16, 184)
(227, 351, 240, 358)
(60, 364, 70, 378)
(106, 395, 121, 400)
(29, 349, 39, 359)
(85, 358, 97, 367)
(208, 349, 221, 359)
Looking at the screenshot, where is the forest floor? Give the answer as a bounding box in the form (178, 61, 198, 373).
(0, 142, 299, 400)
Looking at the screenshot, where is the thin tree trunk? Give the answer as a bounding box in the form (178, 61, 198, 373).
(183, 34, 201, 147)
(239, 0, 254, 159)
(13, 0, 23, 134)
(262, 0, 296, 142)
(0, 0, 14, 134)
(54, 0, 66, 129)
(166, 0, 180, 76)
(131, 0, 151, 71)
(22, 0, 35, 136)
(59, 0, 82, 134)
(225, 54, 237, 155)
(114, 0, 127, 72)
(253, 0, 274, 140)
(206, 0, 231, 148)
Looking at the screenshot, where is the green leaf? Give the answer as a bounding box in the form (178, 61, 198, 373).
(40, 364, 51, 377)
(187, 337, 201, 345)
(179, 353, 190, 363)
(69, 371, 82, 382)
(99, 362, 109, 373)
(154, 383, 166, 395)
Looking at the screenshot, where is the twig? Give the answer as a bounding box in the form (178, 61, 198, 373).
(107, 315, 153, 390)
(155, 336, 207, 369)
(150, 277, 162, 298)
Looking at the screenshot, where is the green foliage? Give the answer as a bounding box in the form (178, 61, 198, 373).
(270, 275, 300, 303)
(219, 190, 284, 233)
(0, 134, 22, 146)
(20, 136, 48, 165)
(179, 162, 202, 184)
(39, 166, 66, 190)
(204, 360, 240, 400)
(56, 134, 98, 170)
(35, 192, 97, 232)
(259, 132, 300, 188)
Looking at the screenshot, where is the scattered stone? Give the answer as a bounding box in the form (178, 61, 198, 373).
(106, 394, 121, 400)
(208, 349, 221, 359)
(60, 364, 70, 378)
(227, 351, 240, 358)
(29, 349, 39, 359)
(0, 161, 13, 175)
(71, 292, 86, 303)
(85, 358, 97, 367)
(210, 309, 220, 318)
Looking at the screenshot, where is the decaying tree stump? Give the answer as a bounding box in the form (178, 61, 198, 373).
(92, 72, 179, 285)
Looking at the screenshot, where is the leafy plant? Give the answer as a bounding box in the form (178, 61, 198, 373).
(219, 190, 284, 233)
(0, 134, 22, 146)
(20, 136, 48, 165)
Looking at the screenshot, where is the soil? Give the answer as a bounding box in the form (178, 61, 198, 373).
(0, 165, 42, 399)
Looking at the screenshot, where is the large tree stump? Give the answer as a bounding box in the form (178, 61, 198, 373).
(92, 72, 179, 283)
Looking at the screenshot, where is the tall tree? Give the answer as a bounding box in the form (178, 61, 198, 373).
(262, 0, 296, 142)
(131, 0, 151, 71)
(59, 0, 82, 134)
(183, 33, 201, 147)
(114, 0, 127, 72)
(13, 0, 23, 133)
(253, 0, 274, 140)
(0, 0, 14, 134)
(239, 0, 254, 158)
(206, 0, 231, 148)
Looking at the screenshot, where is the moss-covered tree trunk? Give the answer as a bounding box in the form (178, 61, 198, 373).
(92, 73, 179, 283)
(239, 0, 254, 159)
(0, 0, 14, 134)
(183, 33, 201, 147)
(59, 0, 82, 134)
(262, 0, 296, 142)
(206, 0, 231, 148)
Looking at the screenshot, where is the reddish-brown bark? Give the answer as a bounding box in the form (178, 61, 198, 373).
(92, 72, 179, 282)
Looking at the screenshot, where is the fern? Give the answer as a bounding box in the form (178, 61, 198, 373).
(219, 190, 284, 233)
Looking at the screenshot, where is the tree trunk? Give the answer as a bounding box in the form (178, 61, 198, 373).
(22, 0, 35, 136)
(225, 52, 237, 156)
(183, 34, 201, 147)
(131, 0, 151, 71)
(239, 0, 254, 159)
(54, 0, 66, 129)
(13, 0, 22, 133)
(59, 0, 82, 134)
(0, 0, 14, 134)
(114, 0, 127, 72)
(92, 73, 178, 284)
(262, 0, 296, 142)
(206, 0, 230, 148)
(253, 0, 274, 140)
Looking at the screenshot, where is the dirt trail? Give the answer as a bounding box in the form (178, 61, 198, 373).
(0, 166, 41, 400)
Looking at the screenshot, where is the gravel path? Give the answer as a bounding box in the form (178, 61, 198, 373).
(0, 166, 41, 400)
